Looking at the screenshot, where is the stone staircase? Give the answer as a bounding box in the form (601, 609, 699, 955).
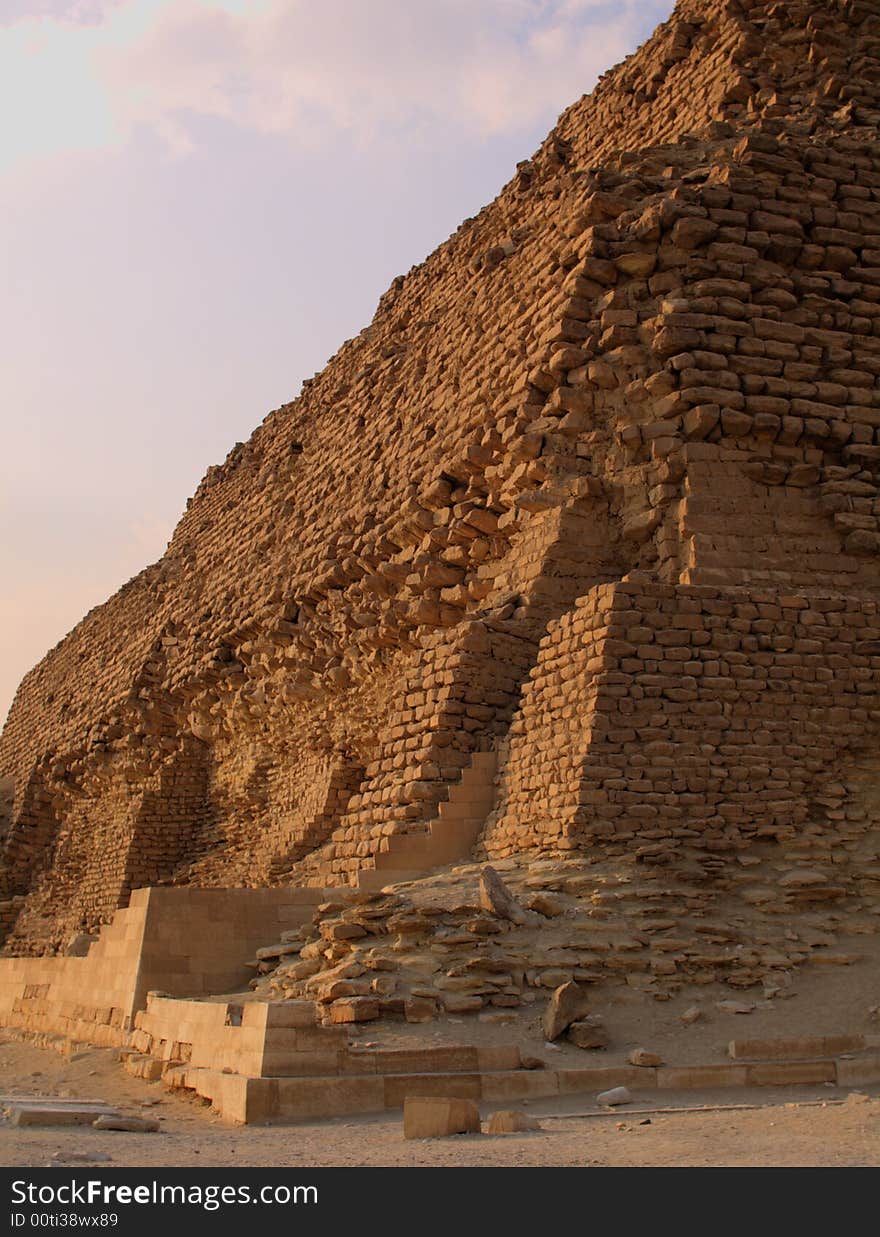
(356, 749, 498, 891)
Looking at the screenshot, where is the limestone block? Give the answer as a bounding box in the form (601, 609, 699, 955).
(403, 1097, 482, 1139)
(486, 1109, 542, 1134)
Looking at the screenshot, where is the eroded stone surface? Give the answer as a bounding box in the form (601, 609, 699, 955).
(403, 1097, 481, 1139)
(1, 0, 880, 981)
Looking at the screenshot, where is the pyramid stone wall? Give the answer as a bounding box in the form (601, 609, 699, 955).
(3, 0, 880, 951)
(481, 579, 880, 856)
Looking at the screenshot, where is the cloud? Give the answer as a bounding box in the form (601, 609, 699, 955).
(0, 1, 121, 25)
(1, 0, 671, 174)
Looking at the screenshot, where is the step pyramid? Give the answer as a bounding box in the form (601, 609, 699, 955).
(3, 0, 880, 951)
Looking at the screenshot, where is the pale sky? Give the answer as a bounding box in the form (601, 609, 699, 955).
(0, 0, 673, 724)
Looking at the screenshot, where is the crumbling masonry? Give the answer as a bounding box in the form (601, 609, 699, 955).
(3, 0, 880, 957)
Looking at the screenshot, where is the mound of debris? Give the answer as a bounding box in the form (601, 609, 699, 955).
(248, 840, 879, 1028)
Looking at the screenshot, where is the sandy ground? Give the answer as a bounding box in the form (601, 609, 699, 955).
(1, 925, 878, 1169)
(1, 1032, 878, 1168)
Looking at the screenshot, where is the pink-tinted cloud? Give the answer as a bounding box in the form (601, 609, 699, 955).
(2, 0, 669, 173)
(0, 0, 675, 724)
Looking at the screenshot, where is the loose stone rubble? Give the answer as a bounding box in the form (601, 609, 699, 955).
(0, 0, 879, 1062)
(243, 854, 879, 1031)
(486, 1109, 543, 1134)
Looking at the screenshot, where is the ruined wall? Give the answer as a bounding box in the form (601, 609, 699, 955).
(680, 452, 875, 589)
(3, 0, 880, 948)
(180, 741, 359, 888)
(3, 740, 212, 953)
(484, 578, 880, 857)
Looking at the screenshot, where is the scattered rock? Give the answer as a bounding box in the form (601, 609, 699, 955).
(51, 1151, 112, 1164)
(478, 1010, 518, 1025)
(256, 943, 301, 961)
(329, 997, 379, 1024)
(567, 1021, 610, 1050)
(479, 866, 534, 925)
(404, 997, 436, 1023)
(527, 892, 565, 918)
(487, 1109, 542, 1134)
(326, 922, 368, 941)
(543, 980, 590, 1041)
(628, 1048, 663, 1067)
(716, 1001, 756, 1015)
(597, 1086, 632, 1107)
(680, 1005, 702, 1025)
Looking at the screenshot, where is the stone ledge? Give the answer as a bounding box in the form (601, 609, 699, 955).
(168, 1051, 880, 1124)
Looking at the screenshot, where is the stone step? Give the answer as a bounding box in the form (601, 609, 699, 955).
(373, 841, 436, 868)
(262, 1026, 348, 1050)
(174, 1048, 880, 1123)
(256, 1042, 520, 1080)
(436, 802, 485, 822)
(729, 1034, 870, 1060)
(374, 837, 472, 870)
(355, 869, 425, 893)
(357, 748, 498, 887)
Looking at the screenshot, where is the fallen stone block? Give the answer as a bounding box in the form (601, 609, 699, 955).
(629, 1048, 663, 1067)
(479, 866, 534, 926)
(329, 997, 379, 1024)
(405, 997, 437, 1023)
(597, 1086, 632, 1107)
(527, 892, 565, 918)
(716, 1001, 755, 1015)
(93, 1115, 160, 1133)
(486, 1109, 542, 1134)
(403, 1097, 481, 1140)
(543, 981, 590, 1041)
(123, 1054, 164, 1081)
(568, 1021, 609, 1050)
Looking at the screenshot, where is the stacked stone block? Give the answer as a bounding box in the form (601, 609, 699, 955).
(483, 578, 880, 857)
(2, 0, 880, 949)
